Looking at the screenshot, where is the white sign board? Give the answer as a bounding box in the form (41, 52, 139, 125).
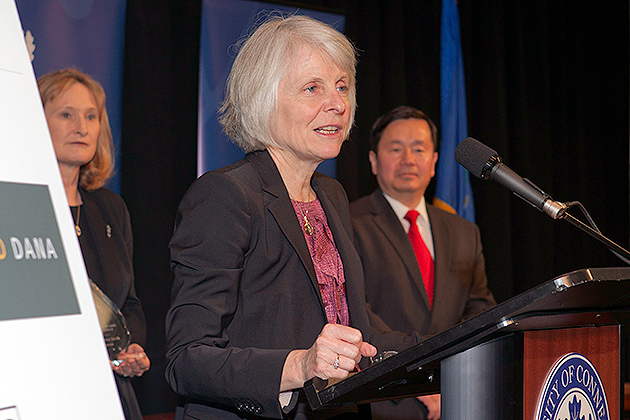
(0, 1, 125, 418)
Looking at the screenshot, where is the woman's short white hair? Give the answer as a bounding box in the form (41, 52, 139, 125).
(219, 13, 357, 153)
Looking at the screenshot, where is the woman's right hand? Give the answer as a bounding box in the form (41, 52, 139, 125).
(279, 323, 377, 392)
(112, 343, 150, 377)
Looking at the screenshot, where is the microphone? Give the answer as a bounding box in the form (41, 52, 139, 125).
(455, 137, 567, 219)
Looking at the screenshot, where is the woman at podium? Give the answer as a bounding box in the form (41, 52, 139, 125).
(164, 14, 422, 420)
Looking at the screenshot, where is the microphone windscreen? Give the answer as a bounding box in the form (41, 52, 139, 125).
(455, 137, 499, 178)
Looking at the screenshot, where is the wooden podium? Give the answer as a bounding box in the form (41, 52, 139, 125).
(304, 267, 630, 420)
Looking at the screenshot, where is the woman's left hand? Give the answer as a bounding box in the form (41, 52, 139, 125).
(112, 343, 151, 377)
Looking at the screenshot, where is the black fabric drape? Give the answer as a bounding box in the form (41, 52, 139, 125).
(459, 1, 629, 300)
(121, 0, 200, 413)
(121, 0, 629, 414)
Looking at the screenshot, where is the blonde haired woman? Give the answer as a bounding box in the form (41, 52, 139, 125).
(38, 68, 149, 420)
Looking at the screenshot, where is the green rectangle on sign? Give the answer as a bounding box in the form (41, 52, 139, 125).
(0, 181, 80, 320)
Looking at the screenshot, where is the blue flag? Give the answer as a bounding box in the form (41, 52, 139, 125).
(433, 0, 475, 223)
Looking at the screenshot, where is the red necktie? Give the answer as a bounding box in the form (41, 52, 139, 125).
(404, 210, 435, 308)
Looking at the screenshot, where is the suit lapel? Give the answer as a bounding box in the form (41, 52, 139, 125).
(81, 190, 125, 308)
(426, 205, 452, 328)
(368, 191, 432, 310)
(246, 152, 324, 311)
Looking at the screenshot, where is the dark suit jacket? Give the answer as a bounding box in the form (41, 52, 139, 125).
(79, 187, 146, 420)
(166, 151, 417, 420)
(350, 190, 495, 420)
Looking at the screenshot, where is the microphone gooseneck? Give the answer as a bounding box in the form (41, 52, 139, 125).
(454, 137, 630, 264)
(455, 137, 566, 219)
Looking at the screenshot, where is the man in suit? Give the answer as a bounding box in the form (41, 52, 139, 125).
(350, 106, 496, 420)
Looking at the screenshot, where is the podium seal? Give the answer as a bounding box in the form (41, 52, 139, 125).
(535, 353, 609, 420)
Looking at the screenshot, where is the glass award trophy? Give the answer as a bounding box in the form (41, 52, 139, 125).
(90, 279, 131, 363)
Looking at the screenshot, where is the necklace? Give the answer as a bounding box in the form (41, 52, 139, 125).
(298, 203, 314, 236)
(291, 197, 315, 236)
(73, 205, 82, 237)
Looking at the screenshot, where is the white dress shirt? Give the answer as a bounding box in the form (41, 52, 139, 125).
(382, 192, 435, 259)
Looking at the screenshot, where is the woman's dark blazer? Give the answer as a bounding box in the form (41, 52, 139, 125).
(165, 150, 416, 420)
(80, 186, 146, 420)
(80, 186, 146, 346)
(80, 188, 146, 347)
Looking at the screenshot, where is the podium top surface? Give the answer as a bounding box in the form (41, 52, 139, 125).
(304, 267, 630, 409)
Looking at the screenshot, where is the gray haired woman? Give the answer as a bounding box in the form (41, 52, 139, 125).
(166, 14, 419, 420)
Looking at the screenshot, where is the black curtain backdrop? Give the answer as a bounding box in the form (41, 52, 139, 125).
(121, 0, 629, 415)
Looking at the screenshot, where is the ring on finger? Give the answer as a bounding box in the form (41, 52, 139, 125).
(333, 354, 340, 369)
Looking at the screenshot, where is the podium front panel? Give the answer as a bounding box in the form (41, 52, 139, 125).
(523, 325, 620, 420)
